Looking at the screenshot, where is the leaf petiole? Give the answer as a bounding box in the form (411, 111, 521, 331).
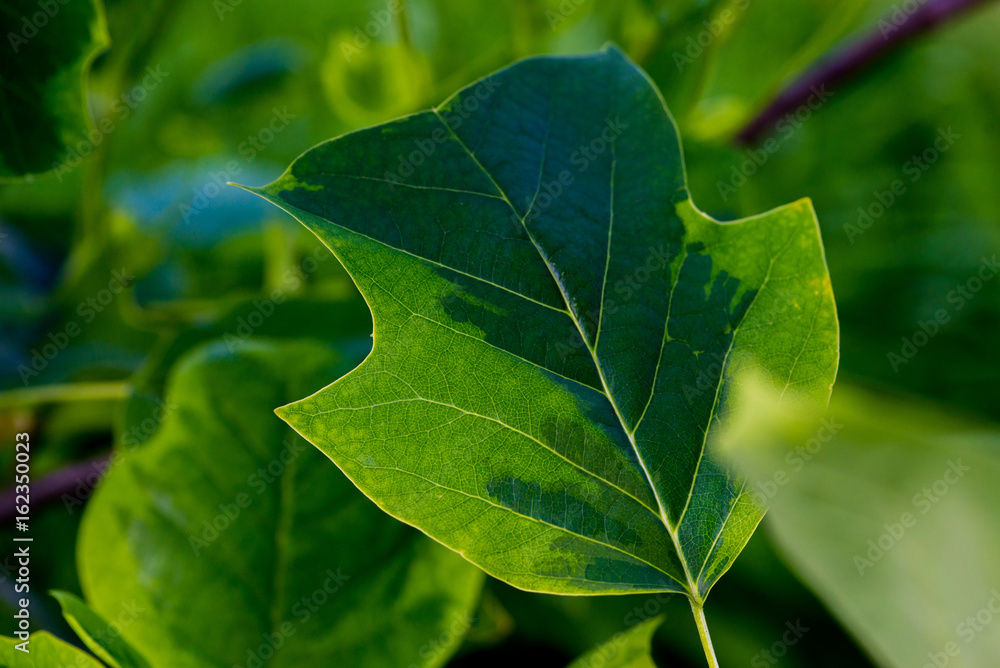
(690, 600, 721, 668)
(0, 381, 132, 411)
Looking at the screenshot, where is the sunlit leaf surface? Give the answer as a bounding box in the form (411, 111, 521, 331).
(252, 46, 838, 602)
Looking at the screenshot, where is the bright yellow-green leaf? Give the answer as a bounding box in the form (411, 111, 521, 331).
(0, 631, 103, 667)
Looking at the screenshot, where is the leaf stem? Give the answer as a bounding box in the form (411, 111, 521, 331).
(0, 381, 132, 411)
(0, 453, 112, 523)
(690, 600, 721, 668)
(736, 0, 995, 144)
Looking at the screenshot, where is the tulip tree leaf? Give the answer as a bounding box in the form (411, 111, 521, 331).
(0, 632, 103, 667)
(0, 0, 109, 179)
(248, 46, 838, 603)
(569, 615, 665, 668)
(77, 340, 484, 668)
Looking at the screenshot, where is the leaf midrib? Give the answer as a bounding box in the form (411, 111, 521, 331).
(428, 104, 706, 594)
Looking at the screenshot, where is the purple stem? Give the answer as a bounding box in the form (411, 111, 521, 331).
(736, 0, 995, 144)
(1, 452, 112, 523)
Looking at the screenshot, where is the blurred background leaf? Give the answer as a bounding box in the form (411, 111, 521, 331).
(78, 340, 484, 668)
(722, 380, 1000, 667)
(0, 0, 108, 179)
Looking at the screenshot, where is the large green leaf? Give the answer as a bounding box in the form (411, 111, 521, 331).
(77, 340, 484, 668)
(569, 615, 665, 668)
(722, 383, 1000, 667)
(0, 0, 108, 179)
(248, 46, 838, 602)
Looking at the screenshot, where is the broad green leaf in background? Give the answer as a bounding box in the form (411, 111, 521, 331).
(722, 382, 1000, 667)
(569, 615, 665, 668)
(0, 631, 102, 667)
(0, 0, 109, 179)
(53, 591, 149, 668)
(116, 296, 373, 449)
(77, 340, 484, 668)
(248, 44, 838, 614)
